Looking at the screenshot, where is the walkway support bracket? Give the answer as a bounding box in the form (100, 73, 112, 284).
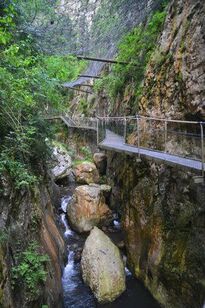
(137, 115, 141, 160)
(165, 120, 168, 153)
(97, 118, 99, 145)
(124, 117, 127, 143)
(78, 74, 102, 79)
(200, 122, 204, 178)
(76, 55, 139, 66)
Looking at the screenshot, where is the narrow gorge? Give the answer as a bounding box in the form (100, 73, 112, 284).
(0, 0, 205, 308)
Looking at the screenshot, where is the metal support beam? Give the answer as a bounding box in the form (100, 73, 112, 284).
(200, 122, 204, 177)
(66, 86, 92, 94)
(164, 120, 168, 153)
(78, 84, 94, 88)
(78, 74, 102, 79)
(137, 116, 141, 160)
(124, 117, 127, 143)
(97, 118, 99, 145)
(77, 55, 138, 66)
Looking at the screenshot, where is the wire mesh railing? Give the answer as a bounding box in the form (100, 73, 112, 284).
(97, 115, 205, 175)
(70, 116, 97, 129)
(46, 113, 205, 173)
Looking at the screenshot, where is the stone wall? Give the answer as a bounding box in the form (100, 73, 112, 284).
(106, 151, 205, 308)
(139, 0, 205, 120)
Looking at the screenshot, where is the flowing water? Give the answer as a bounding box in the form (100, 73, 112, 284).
(60, 194, 160, 308)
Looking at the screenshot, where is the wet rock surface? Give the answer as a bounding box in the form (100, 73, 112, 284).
(107, 151, 205, 308)
(0, 184, 65, 308)
(51, 146, 72, 181)
(81, 227, 126, 303)
(67, 184, 112, 233)
(74, 161, 100, 184)
(139, 0, 205, 119)
(93, 152, 107, 175)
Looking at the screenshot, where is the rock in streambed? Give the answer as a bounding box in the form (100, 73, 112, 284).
(81, 227, 126, 303)
(67, 185, 112, 233)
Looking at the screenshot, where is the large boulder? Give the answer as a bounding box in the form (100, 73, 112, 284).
(74, 162, 99, 184)
(67, 185, 112, 233)
(93, 152, 107, 175)
(51, 147, 72, 180)
(81, 227, 126, 303)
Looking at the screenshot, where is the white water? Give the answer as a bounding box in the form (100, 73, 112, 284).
(62, 251, 77, 292)
(60, 196, 74, 237)
(61, 213, 74, 237)
(60, 194, 96, 308)
(60, 194, 160, 308)
(61, 196, 72, 212)
(113, 219, 121, 230)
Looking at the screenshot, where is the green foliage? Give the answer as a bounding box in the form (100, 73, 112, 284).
(43, 55, 86, 82)
(94, 8, 167, 108)
(72, 159, 92, 167)
(0, 3, 84, 189)
(0, 3, 16, 45)
(79, 98, 89, 116)
(0, 152, 37, 189)
(12, 241, 49, 297)
(0, 229, 8, 244)
(79, 146, 93, 161)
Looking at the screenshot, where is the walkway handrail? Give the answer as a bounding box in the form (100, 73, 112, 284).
(97, 115, 205, 125)
(97, 115, 205, 176)
(47, 113, 205, 176)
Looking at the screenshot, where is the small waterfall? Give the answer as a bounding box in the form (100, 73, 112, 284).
(60, 193, 160, 308)
(62, 251, 77, 292)
(61, 196, 72, 212)
(61, 213, 73, 237)
(113, 219, 121, 230)
(60, 196, 74, 237)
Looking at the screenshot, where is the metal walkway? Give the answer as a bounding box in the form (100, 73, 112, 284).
(50, 114, 205, 175)
(99, 130, 205, 172)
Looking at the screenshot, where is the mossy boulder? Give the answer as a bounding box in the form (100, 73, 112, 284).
(74, 161, 100, 184)
(67, 185, 112, 233)
(81, 227, 126, 303)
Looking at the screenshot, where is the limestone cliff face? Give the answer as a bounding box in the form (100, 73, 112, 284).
(107, 152, 205, 308)
(0, 182, 65, 308)
(103, 2, 205, 307)
(140, 0, 205, 119)
(58, 0, 101, 52)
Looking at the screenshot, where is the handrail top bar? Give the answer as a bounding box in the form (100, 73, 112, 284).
(97, 116, 136, 120)
(137, 115, 204, 125)
(57, 114, 205, 125)
(97, 115, 205, 125)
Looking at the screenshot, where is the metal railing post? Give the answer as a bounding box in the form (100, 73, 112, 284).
(200, 122, 204, 177)
(124, 117, 127, 143)
(164, 120, 168, 153)
(137, 115, 141, 158)
(97, 118, 99, 145)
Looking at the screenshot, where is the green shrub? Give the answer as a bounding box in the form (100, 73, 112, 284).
(12, 242, 49, 297)
(79, 146, 93, 161)
(0, 229, 8, 245)
(0, 3, 85, 189)
(94, 7, 167, 108)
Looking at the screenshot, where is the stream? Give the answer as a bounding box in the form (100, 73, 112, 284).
(59, 191, 160, 308)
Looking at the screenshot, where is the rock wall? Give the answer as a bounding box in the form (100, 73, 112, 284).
(0, 181, 65, 308)
(106, 151, 205, 308)
(139, 0, 205, 120)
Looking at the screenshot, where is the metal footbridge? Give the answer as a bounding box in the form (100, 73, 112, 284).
(53, 114, 205, 176)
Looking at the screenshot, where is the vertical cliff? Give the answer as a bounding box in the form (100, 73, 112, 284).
(140, 0, 205, 119)
(0, 180, 65, 308)
(107, 152, 205, 308)
(103, 1, 205, 307)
